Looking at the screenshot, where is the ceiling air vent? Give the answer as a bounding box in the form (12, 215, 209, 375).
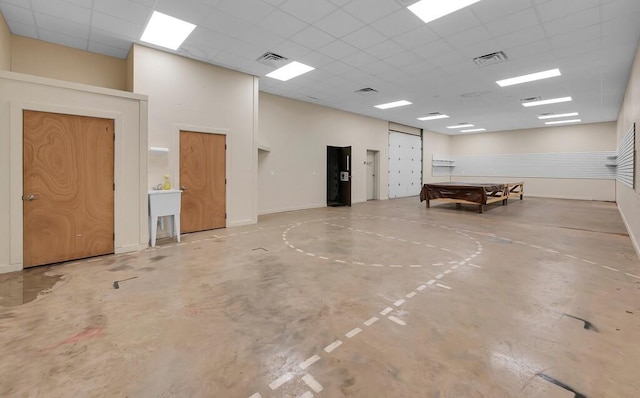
(355, 87, 379, 96)
(473, 51, 508, 67)
(256, 52, 289, 68)
(520, 96, 542, 104)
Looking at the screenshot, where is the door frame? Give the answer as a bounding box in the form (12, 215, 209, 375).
(9, 101, 132, 271)
(366, 149, 380, 201)
(172, 124, 231, 227)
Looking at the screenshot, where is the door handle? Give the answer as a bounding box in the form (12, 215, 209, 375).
(26, 194, 36, 201)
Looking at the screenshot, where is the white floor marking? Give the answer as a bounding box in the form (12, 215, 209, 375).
(564, 254, 577, 259)
(248, 393, 262, 398)
(307, 253, 315, 257)
(432, 263, 443, 266)
(444, 270, 452, 274)
(371, 264, 384, 267)
(364, 317, 379, 326)
(388, 316, 406, 326)
(530, 244, 543, 249)
(417, 285, 427, 291)
(440, 248, 451, 252)
(602, 265, 620, 272)
(353, 261, 365, 265)
(426, 244, 435, 248)
(302, 374, 323, 393)
(409, 264, 422, 268)
(393, 299, 406, 307)
(177, 243, 188, 246)
(412, 241, 421, 245)
(346, 327, 363, 338)
(269, 373, 293, 390)
(406, 292, 417, 298)
(297, 391, 313, 398)
(465, 257, 471, 262)
(390, 264, 403, 268)
(376, 234, 383, 237)
(380, 307, 393, 316)
(324, 340, 343, 353)
(546, 249, 559, 254)
(335, 260, 346, 264)
(451, 265, 459, 269)
(448, 261, 457, 264)
(296, 249, 303, 253)
(387, 236, 396, 240)
(469, 263, 482, 268)
(583, 259, 597, 265)
(426, 280, 436, 285)
(625, 273, 640, 280)
(514, 241, 526, 245)
(436, 274, 444, 279)
(398, 239, 407, 242)
(299, 355, 321, 370)
(319, 256, 329, 260)
(470, 254, 477, 258)
(436, 283, 452, 290)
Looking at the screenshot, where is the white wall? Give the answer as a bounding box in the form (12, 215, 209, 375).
(616, 42, 640, 259)
(0, 71, 148, 274)
(258, 92, 389, 214)
(132, 44, 258, 227)
(422, 129, 452, 184)
(448, 122, 617, 201)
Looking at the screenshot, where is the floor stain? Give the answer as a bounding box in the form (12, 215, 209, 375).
(0, 267, 62, 307)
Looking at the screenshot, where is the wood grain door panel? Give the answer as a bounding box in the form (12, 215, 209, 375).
(180, 131, 226, 233)
(23, 111, 114, 268)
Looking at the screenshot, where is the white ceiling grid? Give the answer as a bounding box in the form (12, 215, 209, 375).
(1, 0, 639, 134)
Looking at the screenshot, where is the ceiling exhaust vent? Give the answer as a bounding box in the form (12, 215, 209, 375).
(256, 52, 289, 68)
(355, 87, 379, 96)
(520, 96, 542, 103)
(473, 51, 508, 67)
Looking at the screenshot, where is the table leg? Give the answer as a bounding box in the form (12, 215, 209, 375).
(175, 214, 181, 242)
(150, 215, 158, 247)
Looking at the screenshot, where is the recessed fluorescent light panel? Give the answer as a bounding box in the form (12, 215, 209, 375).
(447, 124, 474, 129)
(522, 96, 572, 107)
(461, 128, 486, 132)
(375, 100, 412, 109)
(408, 0, 481, 24)
(538, 112, 579, 120)
(266, 61, 315, 81)
(418, 114, 450, 121)
(545, 119, 581, 125)
(141, 11, 196, 50)
(497, 69, 561, 87)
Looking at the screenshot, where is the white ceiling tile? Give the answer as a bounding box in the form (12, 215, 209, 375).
(279, 0, 337, 24)
(35, 12, 90, 40)
(291, 26, 335, 49)
(601, 15, 640, 46)
(297, 50, 335, 68)
(92, 0, 152, 25)
(343, 0, 402, 24)
(6, 20, 38, 38)
(427, 8, 481, 37)
(315, 9, 364, 38)
(215, 0, 274, 24)
(270, 39, 312, 60)
(91, 11, 144, 40)
(258, 9, 307, 37)
(38, 28, 88, 49)
(445, 25, 492, 49)
(63, 0, 93, 8)
(484, 8, 539, 37)
(0, 3, 35, 26)
(601, 0, 640, 21)
(543, 6, 600, 37)
(317, 39, 358, 59)
(327, 0, 353, 6)
(471, 0, 533, 23)
(341, 51, 377, 68)
(364, 39, 407, 59)
(496, 25, 546, 49)
(0, 0, 31, 8)
(413, 39, 456, 59)
(458, 39, 500, 58)
(31, 0, 91, 25)
(549, 24, 600, 50)
(322, 60, 353, 75)
(393, 25, 439, 50)
(426, 51, 468, 68)
(88, 41, 129, 58)
(365, 60, 396, 76)
(384, 50, 423, 68)
(370, 9, 423, 38)
(155, 0, 214, 25)
(504, 38, 552, 61)
(535, 0, 599, 22)
(90, 28, 133, 50)
(342, 26, 386, 49)
(262, 0, 286, 7)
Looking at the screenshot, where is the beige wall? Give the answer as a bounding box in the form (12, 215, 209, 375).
(0, 71, 148, 274)
(11, 35, 126, 90)
(0, 12, 10, 70)
(449, 122, 617, 201)
(132, 44, 258, 227)
(616, 42, 640, 259)
(259, 92, 389, 214)
(422, 129, 452, 184)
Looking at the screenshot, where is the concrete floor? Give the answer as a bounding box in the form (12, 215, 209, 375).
(1, 197, 639, 398)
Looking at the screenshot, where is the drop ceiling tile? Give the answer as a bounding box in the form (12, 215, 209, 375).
(342, 26, 386, 49)
(371, 9, 423, 38)
(458, 39, 501, 58)
(543, 6, 600, 37)
(400, 60, 437, 76)
(393, 26, 439, 50)
(91, 11, 144, 40)
(427, 8, 481, 37)
(63, 0, 93, 7)
(426, 51, 468, 68)
(384, 50, 424, 68)
(0, 0, 30, 8)
(0, 3, 35, 26)
(601, 15, 640, 45)
(31, 0, 91, 25)
(297, 51, 335, 68)
(270, 39, 312, 60)
(328, 0, 353, 6)
(90, 28, 133, 50)
(413, 39, 456, 59)
(364, 39, 407, 59)
(343, 0, 402, 23)
(279, 0, 337, 24)
(315, 9, 364, 38)
(35, 12, 90, 40)
(485, 8, 539, 37)
(322, 60, 354, 74)
(601, 0, 640, 21)
(258, 9, 307, 38)
(446, 25, 492, 49)
(38, 28, 88, 49)
(496, 25, 546, 49)
(6, 20, 38, 38)
(549, 24, 600, 50)
(317, 39, 358, 60)
(262, 0, 286, 7)
(364, 60, 396, 76)
(504, 38, 552, 61)
(155, 0, 214, 25)
(291, 26, 335, 49)
(92, 0, 152, 25)
(233, 26, 284, 51)
(215, 0, 274, 24)
(341, 51, 377, 68)
(88, 41, 129, 58)
(471, 0, 533, 23)
(535, 0, 599, 22)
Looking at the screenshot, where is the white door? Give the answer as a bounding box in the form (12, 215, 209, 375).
(367, 150, 376, 200)
(388, 131, 422, 198)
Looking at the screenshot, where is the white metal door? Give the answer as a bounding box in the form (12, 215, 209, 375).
(367, 150, 376, 200)
(388, 131, 422, 198)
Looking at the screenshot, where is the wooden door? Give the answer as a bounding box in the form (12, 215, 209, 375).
(23, 110, 114, 268)
(180, 131, 226, 233)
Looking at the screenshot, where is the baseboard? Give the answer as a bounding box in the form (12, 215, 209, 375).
(115, 243, 146, 254)
(259, 203, 327, 216)
(618, 205, 640, 261)
(227, 219, 256, 228)
(0, 263, 23, 274)
(525, 194, 614, 202)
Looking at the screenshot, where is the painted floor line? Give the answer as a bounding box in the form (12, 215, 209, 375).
(390, 264, 403, 268)
(335, 260, 346, 264)
(302, 374, 323, 393)
(380, 307, 393, 316)
(451, 265, 459, 269)
(346, 327, 362, 338)
(296, 249, 303, 253)
(469, 263, 482, 268)
(625, 273, 640, 280)
(583, 259, 597, 265)
(324, 340, 343, 353)
(436, 274, 444, 279)
(248, 393, 262, 398)
(448, 261, 457, 264)
(319, 256, 329, 260)
(436, 283, 452, 290)
(409, 264, 422, 268)
(269, 373, 293, 390)
(364, 317, 379, 326)
(388, 316, 406, 326)
(297, 391, 313, 398)
(406, 292, 417, 298)
(299, 355, 321, 370)
(426, 280, 436, 285)
(602, 265, 620, 272)
(394, 299, 406, 307)
(371, 264, 384, 267)
(432, 263, 443, 266)
(444, 270, 452, 274)
(417, 285, 427, 291)
(564, 254, 577, 259)
(306, 253, 315, 257)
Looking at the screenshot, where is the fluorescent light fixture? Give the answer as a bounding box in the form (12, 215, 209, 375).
(447, 124, 474, 129)
(418, 114, 450, 121)
(497, 69, 561, 87)
(538, 112, 579, 120)
(141, 11, 196, 50)
(545, 119, 581, 125)
(374, 100, 412, 109)
(266, 61, 315, 81)
(461, 128, 486, 132)
(522, 96, 572, 107)
(408, 0, 482, 24)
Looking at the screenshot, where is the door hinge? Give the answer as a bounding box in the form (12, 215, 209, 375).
(225, 178, 227, 185)
(113, 183, 115, 191)
(225, 213, 227, 219)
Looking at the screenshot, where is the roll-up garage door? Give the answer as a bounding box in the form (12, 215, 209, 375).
(388, 131, 422, 198)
